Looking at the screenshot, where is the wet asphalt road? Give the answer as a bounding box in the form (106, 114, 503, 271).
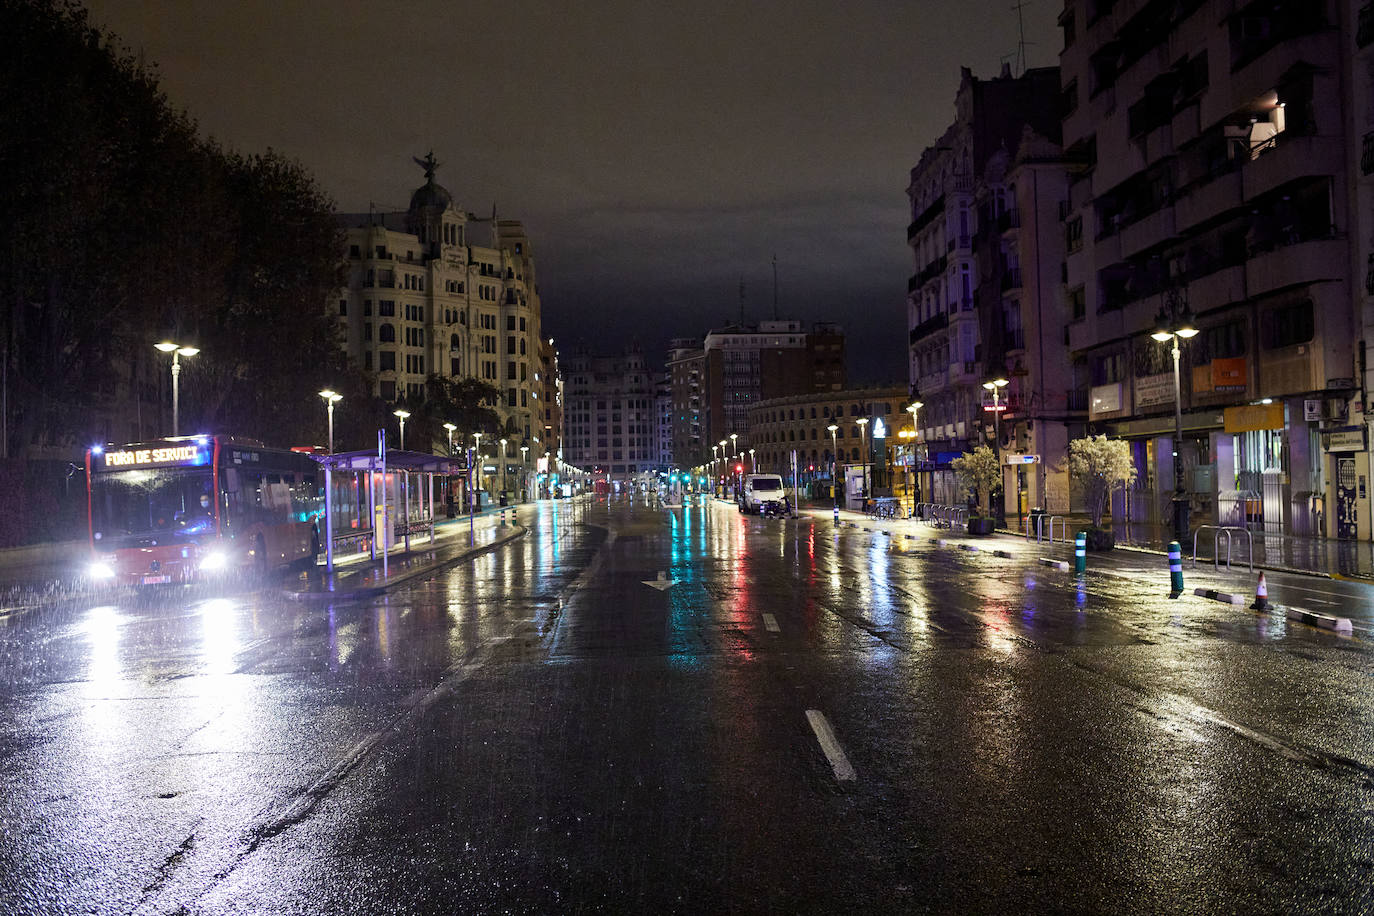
(1, 494, 1372, 915)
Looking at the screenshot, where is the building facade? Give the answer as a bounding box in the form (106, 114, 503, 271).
(1059, 0, 1357, 537)
(906, 66, 1064, 518)
(336, 155, 552, 464)
(560, 349, 657, 482)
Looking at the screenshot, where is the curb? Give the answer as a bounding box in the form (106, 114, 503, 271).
(1280, 605, 1354, 634)
(1192, 587, 1246, 606)
(285, 524, 527, 602)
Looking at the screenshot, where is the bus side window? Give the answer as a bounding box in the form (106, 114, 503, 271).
(221, 468, 241, 529)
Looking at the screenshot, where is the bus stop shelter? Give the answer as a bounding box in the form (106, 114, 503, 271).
(315, 446, 465, 575)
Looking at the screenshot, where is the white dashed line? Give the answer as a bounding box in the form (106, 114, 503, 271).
(805, 709, 856, 781)
(762, 613, 780, 633)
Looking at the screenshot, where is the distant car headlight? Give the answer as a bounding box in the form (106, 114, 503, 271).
(88, 561, 115, 580)
(199, 551, 228, 571)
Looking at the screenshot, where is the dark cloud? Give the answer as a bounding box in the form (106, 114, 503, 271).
(86, 0, 1060, 381)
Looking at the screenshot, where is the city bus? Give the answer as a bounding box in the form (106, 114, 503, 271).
(85, 435, 324, 585)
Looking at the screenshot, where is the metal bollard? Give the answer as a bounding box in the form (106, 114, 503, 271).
(833, 506, 840, 525)
(1168, 541, 1184, 598)
(1074, 531, 1087, 575)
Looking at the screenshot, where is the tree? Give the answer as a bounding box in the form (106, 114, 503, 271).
(1069, 435, 1138, 528)
(393, 375, 501, 454)
(951, 445, 1000, 516)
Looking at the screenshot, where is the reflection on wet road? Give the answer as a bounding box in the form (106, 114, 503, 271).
(0, 495, 1370, 914)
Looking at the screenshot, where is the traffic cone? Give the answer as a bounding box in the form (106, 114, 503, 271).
(1250, 572, 1268, 611)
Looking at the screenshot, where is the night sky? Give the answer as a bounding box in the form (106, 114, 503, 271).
(85, 1, 1060, 383)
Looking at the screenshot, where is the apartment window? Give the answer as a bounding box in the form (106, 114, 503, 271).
(379, 324, 395, 343)
(379, 351, 396, 371)
(1067, 286, 1086, 321)
(379, 300, 396, 317)
(379, 380, 395, 400)
(1065, 216, 1083, 253)
(338, 299, 348, 316)
(507, 315, 516, 330)
(364, 352, 372, 370)
(364, 323, 372, 341)
(1091, 351, 1125, 385)
(1262, 300, 1314, 349)
(363, 300, 372, 317)
(507, 336, 516, 354)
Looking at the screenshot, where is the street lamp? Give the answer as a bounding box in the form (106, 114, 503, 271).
(719, 439, 728, 496)
(318, 389, 342, 453)
(907, 399, 924, 512)
(393, 409, 410, 450)
(1152, 291, 1198, 542)
(982, 378, 1009, 525)
(855, 417, 869, 507)
(827, 424, 839, 512)
(154, 341, 199, 437)
(443, 422, 457, 455)
(749, 448, 755, 473)
(520, 444, 529, 501)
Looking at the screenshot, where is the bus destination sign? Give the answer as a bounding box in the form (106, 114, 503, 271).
(99, 443, 209, 469)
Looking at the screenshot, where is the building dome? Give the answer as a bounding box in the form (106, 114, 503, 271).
(408, 178, 452, 213)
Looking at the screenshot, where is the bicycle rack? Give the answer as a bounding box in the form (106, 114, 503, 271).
(1192, 525, 1254, 571)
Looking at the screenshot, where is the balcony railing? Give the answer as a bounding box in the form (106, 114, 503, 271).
(998, 208, 1021, 232)
(909, 312, 949, 345)
(1066, 389, 1090, 412)
(1000, 267, 1023, 291)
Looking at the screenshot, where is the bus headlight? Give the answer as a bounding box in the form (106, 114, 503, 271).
(199, 551, 228, 572)
(88, 560, 115, 580)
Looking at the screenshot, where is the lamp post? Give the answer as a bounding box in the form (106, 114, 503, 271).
(443, 422, 457, 455)
(393, 409, 410, 450)
(827, 424, 839, 512)
(907, 399, 924, 512)
(499, 437, 508, 500)
(982, 378, 1009, 525)
(856, 417, 869, 508)
(719, 439, 728, 496)
(472, 432, 484, 510)
(154, 341, 199, 437)
(520, 444, 529, 502)
(749, 448, 755, 474)
(319, 389, 342, 453)
(1152, 291, 1198, 542)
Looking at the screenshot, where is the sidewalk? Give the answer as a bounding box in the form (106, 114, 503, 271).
(796, 500, 1374, 582)
(283, 505, 528, 601)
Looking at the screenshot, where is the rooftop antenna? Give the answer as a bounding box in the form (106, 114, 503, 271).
(1010, 0, 1032, 75)
(772, 254, 779, 320)
(738, 277, 746, 326)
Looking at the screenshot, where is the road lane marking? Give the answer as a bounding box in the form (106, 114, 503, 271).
(805, 709, 856, 781)
(762, 613, 780, 633)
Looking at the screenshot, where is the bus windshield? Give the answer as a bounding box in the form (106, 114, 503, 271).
(90, 468, 217, 545)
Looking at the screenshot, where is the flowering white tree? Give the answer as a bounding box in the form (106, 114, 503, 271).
(951, 445, 1001, 516)
(1069, 435, 1138, 527)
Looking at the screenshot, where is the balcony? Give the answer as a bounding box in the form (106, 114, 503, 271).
(1005, 328, 1026, 352)
(1243, 134, 1343, 202)
(1246, 234, 1346, 299)
(1000, 267, 1023, 292)
(1118, 206, 1176, 260)
(997, 208, 1021, 232)
(1066, 389, 1090, 412)
(1175, 168, 1242, 233)
(909, 312, 949, 346)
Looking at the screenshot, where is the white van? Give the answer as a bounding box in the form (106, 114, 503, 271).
(739, 474, 786, 514)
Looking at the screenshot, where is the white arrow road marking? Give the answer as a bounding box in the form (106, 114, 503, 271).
(641, 570, 677, 591)
(806, 709, 856, 781)
(762, 613, 780, 632)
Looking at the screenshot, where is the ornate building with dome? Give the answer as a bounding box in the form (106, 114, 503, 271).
(335, 154, 558, 461)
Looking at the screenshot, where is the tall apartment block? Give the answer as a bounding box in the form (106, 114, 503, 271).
(560, 349, 657, 482)
(906, 66, 1064, 515)
(1059, 0, 1357, 537)
(336, 155, 551, 459)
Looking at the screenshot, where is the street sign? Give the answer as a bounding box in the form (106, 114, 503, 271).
(1004, 454, 1040, 465)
